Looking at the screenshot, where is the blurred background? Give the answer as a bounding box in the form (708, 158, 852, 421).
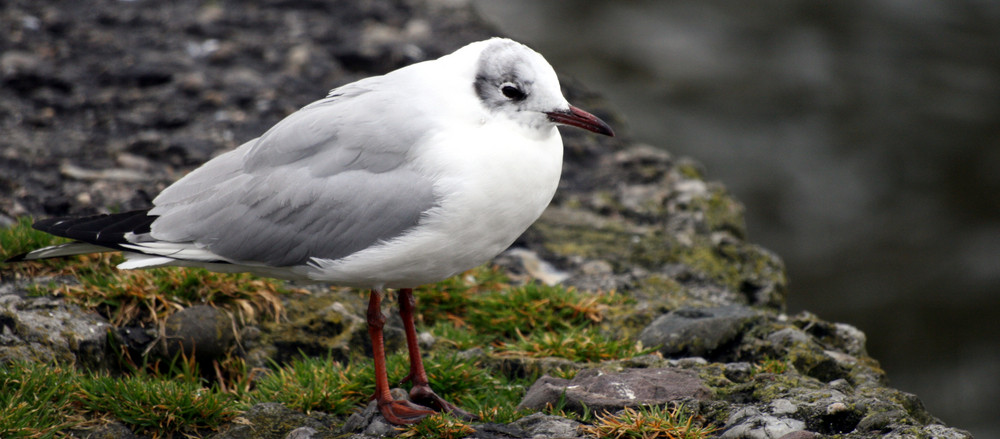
(474, 1, 999, 437)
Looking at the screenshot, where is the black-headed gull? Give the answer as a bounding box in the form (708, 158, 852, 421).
(9, 37, 614, 424)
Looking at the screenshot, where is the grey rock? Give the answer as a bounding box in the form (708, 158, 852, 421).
(511, 412, 583, 439)
(769, 399, 798, 416)
(340, 402, 379, 435)
(0, 287, 111, 368)
(919, 424, 973, 439)
(639, 305, 761, 358)
(361, 400, 400, 438)
(517, 367, 712, 415)
(721, 406, 808, 439)
(496, 248, 570, 286)
(467, 422, 528, 438)
(827, 379, 853, 393)
(70, 421, 139, 439)
(264, 292, 372, 363)
(417, 330, 435, 351)
(214, 403, 332, 439)
(341, 389, 412, 437)
(882, 424, 974, 439)
(621, 353, 669, 369)
(856, 408, 907, 433)
(767, 327, 811, 348)
(832, 323, 867, 357)
(159, 304, 235, 362)
(284, 427, 318, 439)
(723, 362, 753, 383)
(765, 324, 852, 383)
(670, 356, 709, 367)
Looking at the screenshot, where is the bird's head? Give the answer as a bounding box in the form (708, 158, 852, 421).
(470, 38, 614, 137)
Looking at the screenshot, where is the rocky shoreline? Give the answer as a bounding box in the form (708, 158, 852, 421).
(0, 0, 972, 438)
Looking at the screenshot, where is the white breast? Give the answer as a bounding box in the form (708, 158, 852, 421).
(306, 120, 563, 288)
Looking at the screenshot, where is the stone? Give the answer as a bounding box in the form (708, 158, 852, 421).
(495, 248, 570, 286)
(832, 323, 868, 356)
(467, 422, 528, 439)
(770, 399, 798, 416)
(214, 403, 332, 439)
(342, 399, 399, 437)
(721, 406, 808, 439)
(517, 367, 712, 415)
(919, 424, 973, 439)
(856, 409, 907, 433)
(0, 286, 112, 368)
(723, 362, 753, 382)
(284, 427, 318, 439)
(159, 305, 235, 362)
(70, 421, 139, 439)
(638, 305, 761, 358)
(417, 330, 435, 350)
(263, 291, 372, 363)
(511, 412, 583, 439)
(340, 402, 379, 435)
(767, 327, 811, 348)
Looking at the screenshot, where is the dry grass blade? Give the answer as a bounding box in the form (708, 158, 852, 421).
(582, 404, 717, 439)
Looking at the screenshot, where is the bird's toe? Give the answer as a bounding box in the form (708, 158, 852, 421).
(378, 399, 436, 425)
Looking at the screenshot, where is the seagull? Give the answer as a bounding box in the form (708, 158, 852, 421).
(7, 37, 613, 424)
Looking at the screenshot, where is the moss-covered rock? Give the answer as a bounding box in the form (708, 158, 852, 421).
(257, 288, 378, 366)
(0, 280, 112, 369)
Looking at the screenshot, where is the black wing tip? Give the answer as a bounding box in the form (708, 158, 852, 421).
(30, 209, 157, 248)
(32, 217, 72, 234)
(4, 253, 30, 263)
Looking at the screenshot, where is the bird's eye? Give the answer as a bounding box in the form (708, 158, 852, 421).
(500, 83, 526, 101)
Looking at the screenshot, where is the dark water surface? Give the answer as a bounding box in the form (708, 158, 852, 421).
(475, 1, 1000, 436)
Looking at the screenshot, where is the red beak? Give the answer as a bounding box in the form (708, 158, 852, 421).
(546, 105, 615, 137)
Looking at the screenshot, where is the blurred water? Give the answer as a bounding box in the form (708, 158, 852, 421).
(474, 1, 1000, 436)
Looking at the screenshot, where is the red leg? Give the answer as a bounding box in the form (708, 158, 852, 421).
(366, 289, 434, 424)
(398, 288, 477, 420)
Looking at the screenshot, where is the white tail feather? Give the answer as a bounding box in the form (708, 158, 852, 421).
(117, 254, 178, 269)
(22, 242, 110, 260)
(119, 242, 227, 262)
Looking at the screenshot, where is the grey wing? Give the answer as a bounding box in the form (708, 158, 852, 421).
(148, 81, 438, 267)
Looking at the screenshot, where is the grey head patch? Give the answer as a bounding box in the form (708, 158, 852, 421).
(473, 40, 539, 113)
(471, 39, 567, 132)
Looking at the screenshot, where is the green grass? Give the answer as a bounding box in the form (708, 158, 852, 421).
(248, 350, 533, 422)
(0, 217, 66, 260)
(1, 218, 650, 436)
(0, 352, 533, 438)
(78, 373, 237, 435)
(0, 363, 81, 438)
(752, 357, 792, 376)
(1, 218, 302, 328)
(248, 356, 369, 415)
(0, 361, 238, 438)
(399, 413, 475, 439)
(54, 261, 295, 327)
(415, 267, 649, 362)
(0, 217, 75, 276)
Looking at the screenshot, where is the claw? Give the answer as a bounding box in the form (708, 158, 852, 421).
(410, 384, 478, 421)
(378, 399, 436, 425)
